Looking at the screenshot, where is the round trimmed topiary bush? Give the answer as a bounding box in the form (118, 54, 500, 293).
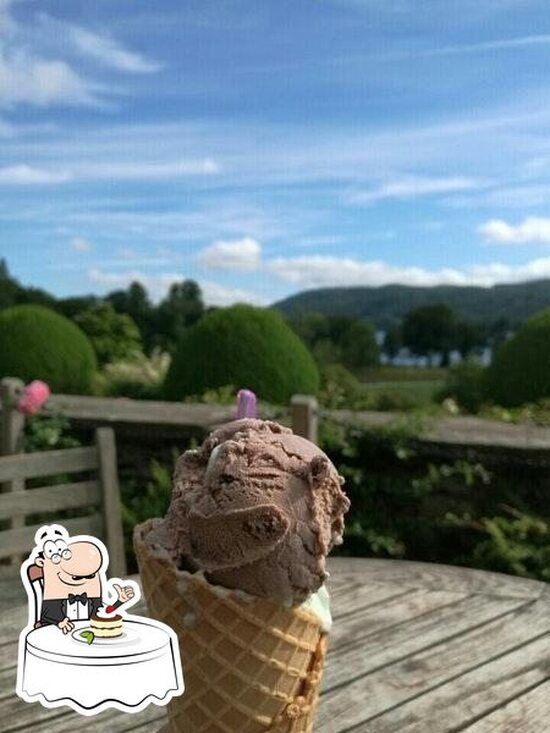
(164, 305, 320, 403)
(486, 308, 550, 407)
(0, 305, 97, 394)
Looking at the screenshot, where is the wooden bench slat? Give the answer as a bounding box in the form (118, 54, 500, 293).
(0, 514, 104, 559)
(0, 481, 101, 520)
(0, 447, 98, 482)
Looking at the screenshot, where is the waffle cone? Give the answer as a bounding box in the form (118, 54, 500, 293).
(134, 519, 328, 733)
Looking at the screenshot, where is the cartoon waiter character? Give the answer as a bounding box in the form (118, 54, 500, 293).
(17, 523, 184, 716)
(30, 525, 136, 633)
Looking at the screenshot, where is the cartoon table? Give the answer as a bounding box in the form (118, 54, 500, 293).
(19, 617, 182, 715)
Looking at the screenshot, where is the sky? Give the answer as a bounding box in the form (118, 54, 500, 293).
(3, 0, 550, 306)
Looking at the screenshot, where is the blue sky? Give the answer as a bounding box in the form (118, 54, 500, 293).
(3, 0, 550, 305)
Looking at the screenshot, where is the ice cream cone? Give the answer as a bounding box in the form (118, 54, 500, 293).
(134, 519, 328, 733)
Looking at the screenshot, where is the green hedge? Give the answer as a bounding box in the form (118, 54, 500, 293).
(0, 305, 97, 393)
(487, 308, 550, 407)
(321, 418, 550, 581)
(164, 304, 320, 403)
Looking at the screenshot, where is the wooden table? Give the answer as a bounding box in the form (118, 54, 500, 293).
(1, 557, 549, 732)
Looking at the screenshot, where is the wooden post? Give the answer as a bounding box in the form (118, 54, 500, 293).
(1, 377, 25, 456)
(290, 395, 319, 444)
(96, 427, 127, 577)
(1, 377, 26, 566)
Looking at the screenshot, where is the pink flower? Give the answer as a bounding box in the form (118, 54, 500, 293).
(236, 389, 257, 419)
(18, 380, 51, 415)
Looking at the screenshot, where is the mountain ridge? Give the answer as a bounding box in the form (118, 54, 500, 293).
(272, 280, 550, 328)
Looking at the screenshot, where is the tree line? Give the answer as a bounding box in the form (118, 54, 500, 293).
(0, 259, 508, 373)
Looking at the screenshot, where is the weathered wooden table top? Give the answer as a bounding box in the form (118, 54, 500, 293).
(1, 557, 549, 732)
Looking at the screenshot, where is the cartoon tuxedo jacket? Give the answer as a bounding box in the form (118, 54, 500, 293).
(40, 595, 122, 625)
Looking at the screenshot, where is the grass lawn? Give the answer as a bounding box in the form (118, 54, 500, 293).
(354, 367, 447, 408)
(359, 366, 448, 382)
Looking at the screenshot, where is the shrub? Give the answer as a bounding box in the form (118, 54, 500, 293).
(97, 349, 170, 399)
(73, 302, 142, 366)
(486, 308, 550, 407)
(438, 359, 487, 413)
(164, 305, 320, 403)
(0, 305, 97, 393)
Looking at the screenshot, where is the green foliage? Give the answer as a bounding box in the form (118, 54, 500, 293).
(402, 303, 457, 364)
(165, 304, 320, 403)
(319, 364, 371, 409)
(74, 302, 143, 366)
(486, 308, 550, 407)
(24, 412, 81, 452)
(0, 259, 56, 311)
(288, 312, 379, 370)
(340, 320, 379, 370)
(318, 363, 439, 412)
(0, 305, 97, 393)
(275, 280, 550, 332)
(107, 281, 154, 350)
(183, 384, 237, 405)
(446, 506, 550, 581)
(96, 349, 170, 399)
(121, 458, 174, 571)
(152, 280, 204, 353)
(383, 324, 402, 358)
(320, 417, 550, 581)
(438, 360, 487, 413)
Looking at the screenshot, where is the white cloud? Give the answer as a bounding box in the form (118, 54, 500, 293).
(0, 4, 160, 111)
(197, 237, 261, 271)
(422, 34, 550, 58)
(478, 217, 550, 244)
(66, 25, 161, 74)
(87, 268, 266, 306)
(347, 176, 483, 204)
(76, 159, 220, 180)
(0, 158, 219, 185)
(0, 164, 72, 184)
(200, 279, 268, 306)
(266, 254, 550, 289)
(70, 237, 91, 252)
(0, 50, 98, 108)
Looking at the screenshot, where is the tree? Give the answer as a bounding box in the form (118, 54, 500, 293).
(107, 281, 154, 349)
(153, 280, 204, 353)
(288, 312, 379, 370)
(288, 312, 330, 347)
(486, 308, 550, 407)
(402, 303, 457, 366)
(74, 303, 143, 366)
(340, 320, 380, 370)
(0, 258, 22, 309)
(57, 296, 99, 320)
(383, 325, 402, 360)
(455, 318, 486, 358)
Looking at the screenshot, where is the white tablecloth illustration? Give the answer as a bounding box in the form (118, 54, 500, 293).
(19, 616, 183, 714)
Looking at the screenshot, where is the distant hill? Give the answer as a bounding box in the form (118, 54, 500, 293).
(273, 280, 550, 328)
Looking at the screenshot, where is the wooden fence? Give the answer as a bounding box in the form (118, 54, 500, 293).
(0, 378, 320, 457)
(3, 377, 550, 465)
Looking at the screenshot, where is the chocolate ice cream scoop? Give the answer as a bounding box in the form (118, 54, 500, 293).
(161, 419, 350, 604)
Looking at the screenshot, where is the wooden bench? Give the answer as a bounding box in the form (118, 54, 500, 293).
(0, 427, 126, 577)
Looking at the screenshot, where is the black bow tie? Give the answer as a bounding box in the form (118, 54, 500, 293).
(68, 592, 88, 605)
